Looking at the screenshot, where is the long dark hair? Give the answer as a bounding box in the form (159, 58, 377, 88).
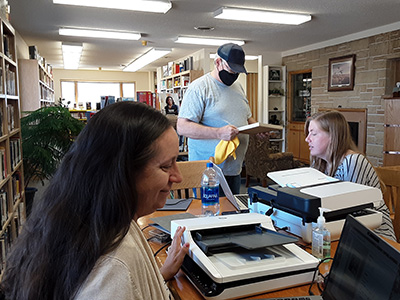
(1, 102, 171, 300)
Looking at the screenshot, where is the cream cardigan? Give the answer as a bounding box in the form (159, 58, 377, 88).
(75, 221, 172, 300)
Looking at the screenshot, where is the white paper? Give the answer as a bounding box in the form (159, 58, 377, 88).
(267, 167, 339, 188)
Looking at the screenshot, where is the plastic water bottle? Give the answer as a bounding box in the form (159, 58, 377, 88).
(201, 162, 220, 216)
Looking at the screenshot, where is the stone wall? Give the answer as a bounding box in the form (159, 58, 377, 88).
(283, 29, 400, 166)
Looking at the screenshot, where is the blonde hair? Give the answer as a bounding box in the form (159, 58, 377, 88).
(305, 110, 358, 176)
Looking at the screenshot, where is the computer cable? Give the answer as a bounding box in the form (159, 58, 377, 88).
(153, 240, 172, 257)
(141, 224, 151, 231)
(308, 257, 333, 296)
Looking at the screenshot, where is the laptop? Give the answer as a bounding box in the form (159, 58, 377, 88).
(264, 214, 400, 300)
(212, 163, 249, 211)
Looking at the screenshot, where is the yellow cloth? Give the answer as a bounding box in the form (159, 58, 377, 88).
(214, 137, 240, 164)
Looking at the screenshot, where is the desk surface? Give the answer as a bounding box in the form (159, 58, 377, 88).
(138, 197, 400, 300)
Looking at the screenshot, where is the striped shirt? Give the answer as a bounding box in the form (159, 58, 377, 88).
(335, 153, 396, 241)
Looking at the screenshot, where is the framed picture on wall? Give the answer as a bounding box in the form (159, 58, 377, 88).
(328, 54, 356, 91)
(269, 69, 281, 81)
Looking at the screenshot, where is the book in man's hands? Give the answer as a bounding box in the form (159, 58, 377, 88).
(237, 122, 283, 134)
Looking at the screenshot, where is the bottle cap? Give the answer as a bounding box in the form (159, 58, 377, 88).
(207, 162, 213, 167)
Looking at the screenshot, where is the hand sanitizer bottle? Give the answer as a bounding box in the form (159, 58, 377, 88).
(312, 207, 331, 259)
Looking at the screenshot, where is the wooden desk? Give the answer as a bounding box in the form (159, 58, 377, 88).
(138, 198, 400, 299)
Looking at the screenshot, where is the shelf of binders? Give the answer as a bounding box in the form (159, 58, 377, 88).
(0, 17, 25, 274)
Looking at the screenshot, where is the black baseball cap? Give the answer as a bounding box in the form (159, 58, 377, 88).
(217, 43, 247, 74)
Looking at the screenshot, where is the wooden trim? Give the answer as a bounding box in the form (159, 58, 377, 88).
(246, 73, 258, 122)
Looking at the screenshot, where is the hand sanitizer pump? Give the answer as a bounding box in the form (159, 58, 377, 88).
(312, 207, 331, 259)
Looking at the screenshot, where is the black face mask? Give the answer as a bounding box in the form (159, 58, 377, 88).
(219, 70, 239, 86)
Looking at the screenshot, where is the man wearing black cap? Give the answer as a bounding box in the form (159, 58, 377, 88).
(177, 43, 257, 195)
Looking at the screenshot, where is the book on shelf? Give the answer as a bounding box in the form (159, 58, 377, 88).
(137, 92, 155, 108)
(0, 147, 6, 180)
(0, 234, 5, 272)
(0, 107, 3, 136)
(12, 171, 21, 203)
(0, 189, 7, 226)
(10, 137, 21, 170)
(238, 122, 283, 134)
(6, 103, 14, 131)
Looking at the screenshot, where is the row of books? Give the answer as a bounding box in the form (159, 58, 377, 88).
(0, 190, 7, 226)
(10, 138, 21, 170)
(29, 45, 54, 79)
(0, 107, 3, 136)
(40, 83, 54, 101)
(3, 34, 12, 60)
(162, 56, 194, 78)
(5, 64, 16, 96)
(137, 92, 156, 108)
(7, 103, 14, 132)
(0, 183, 24, 230)
(0, 224, 11, 273)
(0, 147, 6, 180)
(39, 67, 54, 88)
(0, 201, 25, 273)
(11, 172, 20, 204)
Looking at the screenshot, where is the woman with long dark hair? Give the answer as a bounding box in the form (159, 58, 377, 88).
(1, 101, 189, 299)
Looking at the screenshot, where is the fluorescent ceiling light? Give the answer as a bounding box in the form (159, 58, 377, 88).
(59, 28, 141, 40)
(124, 48, 171, 72)
(210, 53, 258, 60)
(214, 7, 312, 25)
(175, 36, 245, 46)
(53, 0, 172, 14)
(62, 43, 83, 69)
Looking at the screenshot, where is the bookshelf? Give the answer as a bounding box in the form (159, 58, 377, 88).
(263, 65, 287, 152)
(18, 58, 54, 113)
(0, 17, 25, 275)
(159, 69, 203, 101)
(69, 109, 96, 123)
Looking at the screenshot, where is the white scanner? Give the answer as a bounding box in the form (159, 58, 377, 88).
(171, 213, 319, 300)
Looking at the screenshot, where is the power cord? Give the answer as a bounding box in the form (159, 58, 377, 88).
(153, 241, 172, 257)
(308, 257, 333, 296)
(141, 224, 151, 231)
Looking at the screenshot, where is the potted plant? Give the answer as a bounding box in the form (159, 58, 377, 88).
(21, 106, 85, 215)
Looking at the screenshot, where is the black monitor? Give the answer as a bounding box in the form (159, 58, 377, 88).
(323, 215, 400, 299)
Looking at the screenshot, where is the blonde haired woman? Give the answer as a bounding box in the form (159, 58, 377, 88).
(305, 110, 396, 241)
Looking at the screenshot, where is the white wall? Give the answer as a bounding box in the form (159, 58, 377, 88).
(15, 31, 29, 60)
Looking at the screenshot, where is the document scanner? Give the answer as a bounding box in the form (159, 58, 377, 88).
(171, 213, 319, 300)
(247, 181, 383, 243)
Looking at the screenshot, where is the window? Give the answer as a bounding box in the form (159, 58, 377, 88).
(60, 81, 75, 106)
(122, 83, 135, 98)
(60, 80, 136, 109)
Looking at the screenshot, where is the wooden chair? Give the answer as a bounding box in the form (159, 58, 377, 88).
(375, 166, 400, 242)
(170, 160, 208, 199)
